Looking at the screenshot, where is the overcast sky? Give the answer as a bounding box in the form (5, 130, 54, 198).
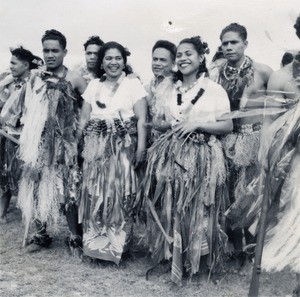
(0, 0, 299, 82)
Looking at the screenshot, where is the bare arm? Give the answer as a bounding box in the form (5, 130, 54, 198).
(133, 97, 148, 165)
(67, 70, 87, 95)
(173, 119, 233, 138)
(74, 75, 87, 95)
(77, 101, 92, 139)
(267, 71, 285, 98)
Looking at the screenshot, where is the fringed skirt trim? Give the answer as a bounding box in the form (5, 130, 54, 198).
(79, 117, 138, 264)
(143, 130, 228, 285)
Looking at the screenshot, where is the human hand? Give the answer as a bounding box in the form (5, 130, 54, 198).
(134, 149, 146, 169)
(172, 121, 200, 138)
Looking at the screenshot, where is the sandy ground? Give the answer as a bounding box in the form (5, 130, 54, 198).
(0, 197, 297, 297)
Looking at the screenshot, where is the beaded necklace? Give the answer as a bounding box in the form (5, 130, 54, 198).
(222, 57, 248, 81)
(176, 74, 207, 106)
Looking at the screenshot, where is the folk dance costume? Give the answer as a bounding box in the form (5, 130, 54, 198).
(260, 97, 300, 273)
(17, 68, 80, 246)
(210, 57, 261, 233)
(143, 74, 230, 285)
(79, 73, 147, 264)
(146, 75, 174, 141)
(0, 73, 25, 204)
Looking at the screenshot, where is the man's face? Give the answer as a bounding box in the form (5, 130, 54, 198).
(221, 31, 247, 65)
(10, 55, 28, 78)
(152, 48, 174, 77)
(85, 44, 101, 71)
(42, 39, 66, 70)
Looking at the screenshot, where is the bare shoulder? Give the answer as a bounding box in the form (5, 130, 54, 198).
(267, 66, 291, 93)
(253, 61, 273, 81)
(67, 69, 84, 82)
(66, 69, 87, 94)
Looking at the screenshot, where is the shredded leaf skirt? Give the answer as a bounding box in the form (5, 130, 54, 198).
(79, 117, 138, 264)
(142, 129, 228, 285)
(1, 136, 22, 196)
(223, 123, 262, 229)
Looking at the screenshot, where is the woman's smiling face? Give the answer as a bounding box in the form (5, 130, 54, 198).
(176, 42, 203, 78)
(102, 48, 124, 80)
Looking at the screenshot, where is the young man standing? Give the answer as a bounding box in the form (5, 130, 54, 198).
(146, 40, 176, 137)
(210, 23, 273, 272)
(0, 47, 40, 223)
(74, 35, 104, 84)
(18, 29, 87, 254)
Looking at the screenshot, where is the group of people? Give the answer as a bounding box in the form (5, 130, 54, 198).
(0, 18, 299, 294)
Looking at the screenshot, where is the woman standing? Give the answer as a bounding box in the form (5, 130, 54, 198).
(78, 42, 147, 264)
(143, 36, 232, 285)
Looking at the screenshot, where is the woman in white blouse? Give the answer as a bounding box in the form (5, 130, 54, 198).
(143, 36, 232, 285)
(77, 42, 147, 264)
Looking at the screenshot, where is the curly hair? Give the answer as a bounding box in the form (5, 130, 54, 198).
(95, 41, 132, 78)
(175, 36, 209, 81)
(220, 23, 247, 41)
(10, 46, 41, 70)
(41, 29, 67, 49)
(83, 35, 104, 50)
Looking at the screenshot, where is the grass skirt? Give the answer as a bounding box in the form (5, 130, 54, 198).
(223, 123, 261, 229)
(17, 74, 79, 232)
(262, 149, 300, 273)
(0, 138, 22, 196)
(142, 130, 228, 285)
(260, 100, 300, 273)
(79, 117, 138, 264)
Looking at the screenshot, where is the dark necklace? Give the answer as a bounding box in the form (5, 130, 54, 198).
(177, 87, 205, 106)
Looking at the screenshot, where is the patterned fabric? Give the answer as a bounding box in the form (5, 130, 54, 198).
(79, 116, 138, 264)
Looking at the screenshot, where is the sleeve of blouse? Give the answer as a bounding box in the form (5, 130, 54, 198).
(81, 79, 96, 105)
(215, 84, 231, 117)
(129, 78, 148, 105)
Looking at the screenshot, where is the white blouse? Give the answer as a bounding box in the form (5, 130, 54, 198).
(82, 76, 147, 120)
(168, 74, 230, 123)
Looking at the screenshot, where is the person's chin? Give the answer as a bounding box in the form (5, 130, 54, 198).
(88, 63, 96, 69)
(46, 63, 57, 70)
(226, 55, 237, 62)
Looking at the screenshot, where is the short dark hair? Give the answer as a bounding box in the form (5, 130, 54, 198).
(212, 46, 224, 62)
(96, 41, 132, 78)
(10, 46, 40, 70)
(295, 51, 300, 63)
(294, 16, 300, 39)
(41, 29, 67, 49)
(152, 40, 176, 61)
(83, 35, 104, 50)
(281, 52, 294, 67)
(220, 23, 247, 41)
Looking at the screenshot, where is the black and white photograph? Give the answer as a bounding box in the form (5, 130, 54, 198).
(0, 0, 299, 296)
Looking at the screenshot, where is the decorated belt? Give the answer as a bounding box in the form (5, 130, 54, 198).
(233, 122, 262, 133)
(84, 116, 137, 137)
